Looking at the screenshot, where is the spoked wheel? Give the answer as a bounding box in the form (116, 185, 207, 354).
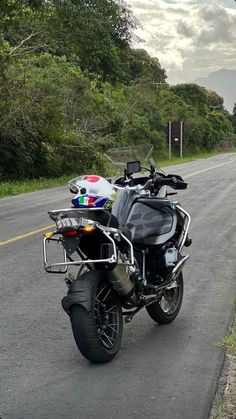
(146, 273, 184, 324)
(95, 284, 121, 350)
(70, 271, 123, 363)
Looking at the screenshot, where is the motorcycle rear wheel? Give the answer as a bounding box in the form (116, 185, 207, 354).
(146, 273, 183, 324)
(70, 271, 123, 363)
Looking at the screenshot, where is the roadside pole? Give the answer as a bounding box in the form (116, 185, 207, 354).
(169, 121, 172, 160)
(180, 121, 183, 159)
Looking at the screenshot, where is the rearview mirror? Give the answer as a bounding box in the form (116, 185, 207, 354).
(126, 160, 141, 175)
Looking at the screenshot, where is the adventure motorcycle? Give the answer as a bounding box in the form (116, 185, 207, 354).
(43, 146, 191, 363)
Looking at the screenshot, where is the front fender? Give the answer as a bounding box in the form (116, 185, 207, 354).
(62, 276, 97, 315)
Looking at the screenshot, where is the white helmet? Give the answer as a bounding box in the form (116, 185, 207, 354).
(70, 175, 116, 209)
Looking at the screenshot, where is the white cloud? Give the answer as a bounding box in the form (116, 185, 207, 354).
(128, 0, 236, 83)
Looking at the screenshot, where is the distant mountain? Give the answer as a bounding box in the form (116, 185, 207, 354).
(194, 69, 236, 113)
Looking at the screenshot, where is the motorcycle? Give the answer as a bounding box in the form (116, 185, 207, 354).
(43, 146, 191, 363)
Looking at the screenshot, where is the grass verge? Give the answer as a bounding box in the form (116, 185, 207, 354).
(158, 150, 233, 168)
(212, 401, 226, 419)
(211, 299, 236, 419)
(0, 174, 78, 199)
(217, 300, 236, 357)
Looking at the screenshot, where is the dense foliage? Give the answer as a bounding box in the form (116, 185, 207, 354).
(232, 103, 236, 134)
(0, 0, 235, 180)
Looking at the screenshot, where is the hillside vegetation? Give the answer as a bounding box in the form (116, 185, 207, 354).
(0, 0, 235, 180)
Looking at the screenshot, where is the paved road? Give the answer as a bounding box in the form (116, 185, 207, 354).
(0, 154, 236, 419)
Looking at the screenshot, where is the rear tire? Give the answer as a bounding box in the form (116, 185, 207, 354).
(70, 271, 123, 363)
(146, 273, 184, 324)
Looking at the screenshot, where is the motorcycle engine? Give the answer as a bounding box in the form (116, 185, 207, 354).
(145, 246, 178, 284)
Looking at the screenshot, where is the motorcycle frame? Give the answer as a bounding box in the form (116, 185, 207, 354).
(43, 205, 191, 278)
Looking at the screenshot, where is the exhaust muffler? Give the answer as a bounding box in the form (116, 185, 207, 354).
(108, 265, 136, 301)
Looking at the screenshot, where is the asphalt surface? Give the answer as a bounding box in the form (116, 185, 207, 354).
(0, 153, 236, 419)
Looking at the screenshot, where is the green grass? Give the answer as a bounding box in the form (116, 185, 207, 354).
(217, 298, 236, 357)
(218, 328, 236, 357)
(0, 149, 235, 198)
(158, 150, 232, 168)
(212, 400, 226, 419)
(212, 298, 236, 419)
(0, 174, 77, 199)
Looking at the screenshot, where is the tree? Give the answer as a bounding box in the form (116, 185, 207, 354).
(0, 54, 107, 178)
(0, 0, 51, 73)
(232, 103, 236, 133)
(51, 0, 137, 82)
(122, 48, 166, 84)
(0, 0, 137, 82)
(171, 84, 208, 115)
(206, 90, 224, 111)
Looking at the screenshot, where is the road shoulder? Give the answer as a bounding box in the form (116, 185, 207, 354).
(210, 316, 236, 419)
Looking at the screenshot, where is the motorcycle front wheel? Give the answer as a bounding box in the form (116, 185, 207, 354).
(70, 271, 123, 363)
(146, 273, 183, 324)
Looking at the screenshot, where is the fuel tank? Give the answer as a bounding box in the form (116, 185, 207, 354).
(112, 190, 177, 245)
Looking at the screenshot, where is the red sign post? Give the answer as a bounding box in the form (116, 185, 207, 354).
(168, 121, 184, 160)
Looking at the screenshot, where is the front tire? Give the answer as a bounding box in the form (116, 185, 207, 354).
(146, 273, 184, 324)
(70, 271, 123, 363)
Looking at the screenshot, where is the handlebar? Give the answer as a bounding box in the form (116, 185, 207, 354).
(114, 174, 187, 193)
(153, 175, 187, 190)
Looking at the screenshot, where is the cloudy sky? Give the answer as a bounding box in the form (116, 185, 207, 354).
(128, 0, 236, 83)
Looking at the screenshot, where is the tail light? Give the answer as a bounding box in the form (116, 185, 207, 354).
(62, 230, 78, 237)
(56, 218, 95, 236)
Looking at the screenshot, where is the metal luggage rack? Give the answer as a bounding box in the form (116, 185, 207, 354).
(43, 209, 134, 274)
(47, 207, 113, 224)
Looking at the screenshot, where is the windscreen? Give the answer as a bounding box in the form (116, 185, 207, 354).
(104, 144, 159, 177)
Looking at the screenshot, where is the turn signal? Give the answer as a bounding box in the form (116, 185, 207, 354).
(44, 231, 54, 238)
(83, 225, 95, 233)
